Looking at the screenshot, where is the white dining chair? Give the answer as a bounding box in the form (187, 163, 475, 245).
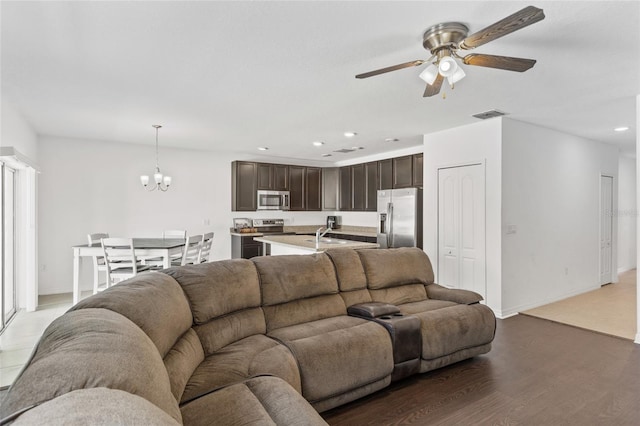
(87, 233, 109, 294)
(101, 238, 150, 287)
(198, 232, 214, 263)
(175, 235, 202, 266)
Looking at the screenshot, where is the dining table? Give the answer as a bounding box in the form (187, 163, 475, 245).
(71, 238, 185, 305)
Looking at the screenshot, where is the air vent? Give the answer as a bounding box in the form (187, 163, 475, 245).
(472, 109, 508, 120)
(333, 148, 356, 153)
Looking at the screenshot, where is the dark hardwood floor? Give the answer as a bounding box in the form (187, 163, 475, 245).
(322, 315, 640, 425)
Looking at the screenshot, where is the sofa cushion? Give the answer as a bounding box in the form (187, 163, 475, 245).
(1, 308, 181, 423)
(163, 328, 205, 403)
(369, 284, 427, 305)
(180, 376, 328, 426)
(253, 253, 339, 306)
(193, 307, 266, 355)
(164, 259, 261, 324)
(71, 271, 192, 358)
(400, 303, 496, 360)
(358, 247, 434, 289)
(325, 248, 368, 291)
(181, 334, 301, 404)
(10, 388, 180, 426)
(262, 294, 346, 331)
(268, 316, 394, 403)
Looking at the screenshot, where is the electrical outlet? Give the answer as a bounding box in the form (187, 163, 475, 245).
(203, 219, 210, 226)
(506, 225, 517, 235)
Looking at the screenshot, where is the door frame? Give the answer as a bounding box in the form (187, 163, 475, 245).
(436, 161, 487, 299)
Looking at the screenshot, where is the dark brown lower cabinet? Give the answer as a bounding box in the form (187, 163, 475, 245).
(231, 235, 264, 259)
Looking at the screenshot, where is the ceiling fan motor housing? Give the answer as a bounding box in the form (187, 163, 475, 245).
(422, 22, 469, 53)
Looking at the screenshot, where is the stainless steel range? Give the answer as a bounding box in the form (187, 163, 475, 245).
(251, 218, 286, 234)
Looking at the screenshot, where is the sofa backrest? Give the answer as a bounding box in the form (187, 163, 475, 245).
(357, 248, 434, 305)
(325, 248, 372, 307)
(252, 253, 346, 331)
(71, 271, 193, 358)
(1, 308, 182, 424)
(164, 260, 266, 355)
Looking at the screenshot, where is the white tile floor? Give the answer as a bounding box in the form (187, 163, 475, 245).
(0, 292, 90, 387)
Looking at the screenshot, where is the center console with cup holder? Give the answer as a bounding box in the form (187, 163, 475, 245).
(347, 302, 422, 381)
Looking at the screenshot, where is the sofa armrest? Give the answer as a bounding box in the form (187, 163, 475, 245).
(426, 284, 484, 305)
(347, 302, 400, 318)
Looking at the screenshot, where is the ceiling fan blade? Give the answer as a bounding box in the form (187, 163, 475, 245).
(459, 6, 545, 50)
(356, 60, 424, 79)
(423, 74, 444, 97)
(462, 53, 536, 72)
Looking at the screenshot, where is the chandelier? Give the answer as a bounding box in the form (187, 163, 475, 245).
(140, 124, 172, 191)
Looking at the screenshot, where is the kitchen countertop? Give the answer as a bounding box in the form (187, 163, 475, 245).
(230, 226, 377, 238)
(254, 234, 378, 252)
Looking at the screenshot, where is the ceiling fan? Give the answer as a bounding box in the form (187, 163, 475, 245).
(356, 6, 545, 97)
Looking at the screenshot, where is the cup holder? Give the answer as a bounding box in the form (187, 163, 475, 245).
(392, 313, 404, 317)
(380, 315, 392, 320)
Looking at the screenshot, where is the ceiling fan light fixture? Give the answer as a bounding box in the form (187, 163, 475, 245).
(419, 64, 439, 85)
(438, 57, 458, 78)
(447, 66, 466, 86)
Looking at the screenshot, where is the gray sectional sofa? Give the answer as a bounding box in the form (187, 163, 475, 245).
(1, 248, 496, 425)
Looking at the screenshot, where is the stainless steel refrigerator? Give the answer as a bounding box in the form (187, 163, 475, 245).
(377, 188, 423, 249)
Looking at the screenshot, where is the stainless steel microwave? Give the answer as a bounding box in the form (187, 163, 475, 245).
(257, 190, 290, 210)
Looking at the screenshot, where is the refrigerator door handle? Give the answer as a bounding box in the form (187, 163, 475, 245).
(388, 202, 393, 247)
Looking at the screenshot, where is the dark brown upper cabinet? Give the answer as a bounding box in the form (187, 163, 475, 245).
(351, 164, 366, 211)
(379, 159, 393, 190)
(305, 167, 322, 211)
(412, 153, 423, 188)
(288, 165, 306, 211)
(231, 161, 257, 211)
(364, 161, 378, 211)
(392, 155, 413, 189)
(257, 163, 289, 190)
(339, 166, 352, 211)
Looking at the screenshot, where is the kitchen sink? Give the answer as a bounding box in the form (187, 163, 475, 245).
(304, 238, 348, 245)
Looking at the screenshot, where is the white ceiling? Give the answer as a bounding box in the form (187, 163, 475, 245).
(2, 1, 639, 162)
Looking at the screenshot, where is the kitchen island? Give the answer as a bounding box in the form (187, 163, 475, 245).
(254, 234, 378, 256)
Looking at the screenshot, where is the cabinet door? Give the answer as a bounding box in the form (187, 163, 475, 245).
(232, 161, 257, 211)
(379, 159, 393, 190)
(257, 163, 273, 190)
(241, 239, 263, 259)
(305, 167, 322, 211)
(364, 161, 378, 211)
(273, 164, 289, 190)
(322, 168, 339, 211)
(412, 153, 423, 188)
(289, 166, 305, 210)
(351, 164, 365, 211)
(393, 155, 413, 188)
(339, 166, 352, 211)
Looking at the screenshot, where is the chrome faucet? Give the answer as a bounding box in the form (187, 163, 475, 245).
(315, 226, 332, 243)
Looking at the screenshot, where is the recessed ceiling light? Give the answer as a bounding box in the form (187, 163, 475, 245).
(344, 131, 357, 138)
(257, 147, 269, 151)
(321, 153, 332, 157)
(385, 138, 399, 143)
(312, 141, 325, 147)
(614, 126, 629, 132)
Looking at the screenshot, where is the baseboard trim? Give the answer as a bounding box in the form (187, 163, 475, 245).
(635, 334, 640, 345)
(617, 266, 637, 274)
(498, 285, 602, 318)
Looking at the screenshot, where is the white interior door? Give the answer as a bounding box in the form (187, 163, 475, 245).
(600, 175, 613, 285)
(438, 164, 486, 297)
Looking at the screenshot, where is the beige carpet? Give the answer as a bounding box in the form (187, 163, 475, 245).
(521, 269, 637, 340)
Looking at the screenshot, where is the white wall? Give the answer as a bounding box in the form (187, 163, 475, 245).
(423, 119, 503, 314)
(1, 99, 38, 162)
(37, 135, 365, 295)
(618, 154, 637, 273)
(501, 119, 619, 316)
